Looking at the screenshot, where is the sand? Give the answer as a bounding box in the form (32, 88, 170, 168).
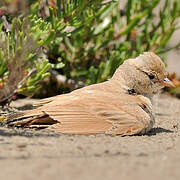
(0, 94, 180, 180)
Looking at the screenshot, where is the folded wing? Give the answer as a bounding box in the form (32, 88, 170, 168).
(7, 89, 153, 136)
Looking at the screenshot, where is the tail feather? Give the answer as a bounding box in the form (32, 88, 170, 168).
(7, 109, 44, 121)
(6, 109, 58, 128)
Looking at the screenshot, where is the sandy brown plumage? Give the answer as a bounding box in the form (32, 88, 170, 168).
(7, 52, 173, 136)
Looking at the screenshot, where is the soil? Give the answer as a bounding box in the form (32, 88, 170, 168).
(0, 94, 180, 180)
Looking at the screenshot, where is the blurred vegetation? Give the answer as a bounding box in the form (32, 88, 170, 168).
(0, 0, 179, 104)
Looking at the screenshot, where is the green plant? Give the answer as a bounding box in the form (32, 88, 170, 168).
(0, 0, 179, 104)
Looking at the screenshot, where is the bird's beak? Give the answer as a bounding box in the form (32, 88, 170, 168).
(160, 77, 175, 88)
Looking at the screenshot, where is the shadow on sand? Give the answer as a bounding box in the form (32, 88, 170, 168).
(146, 127, 173, 136)
(0, 126, 173, 138)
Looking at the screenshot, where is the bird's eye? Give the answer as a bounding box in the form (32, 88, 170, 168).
(148, 74, 155, 80)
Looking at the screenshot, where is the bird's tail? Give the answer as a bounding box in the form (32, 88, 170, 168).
(5, 109, 58, 129)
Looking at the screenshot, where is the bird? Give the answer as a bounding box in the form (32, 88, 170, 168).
(6, 52, 174, 136)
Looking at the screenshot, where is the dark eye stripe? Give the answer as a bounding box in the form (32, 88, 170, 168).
(135, 66, 156, 80)
(148, 74, 155, 79)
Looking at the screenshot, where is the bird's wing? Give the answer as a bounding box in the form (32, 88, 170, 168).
(43, 92, 152, 135)
(7, 89, 153, 136)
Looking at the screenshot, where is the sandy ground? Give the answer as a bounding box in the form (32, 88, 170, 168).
(0, 94, 180, 180)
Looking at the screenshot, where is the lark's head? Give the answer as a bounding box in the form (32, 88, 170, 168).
(112, 52, 173, 97)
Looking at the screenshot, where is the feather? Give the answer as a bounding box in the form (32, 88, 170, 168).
(7, 89, 153, 135)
